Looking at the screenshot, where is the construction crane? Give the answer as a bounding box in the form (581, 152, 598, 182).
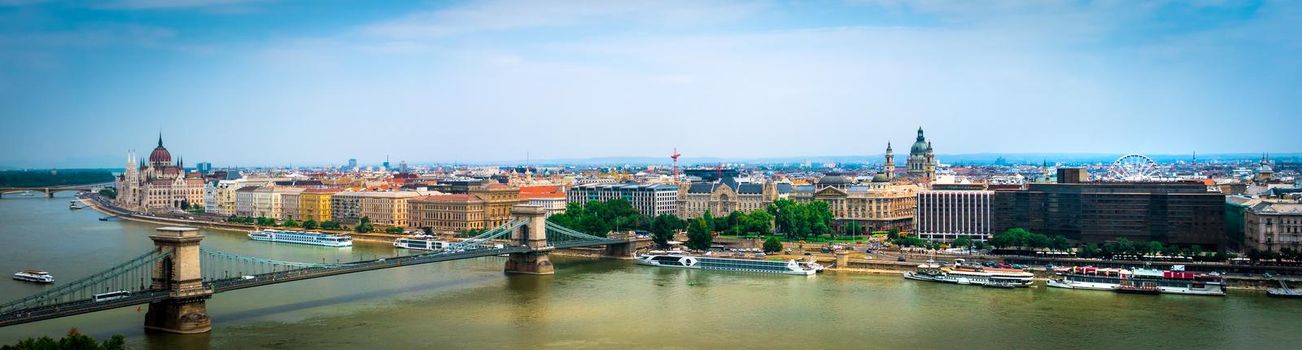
(671, 148, 682, 180)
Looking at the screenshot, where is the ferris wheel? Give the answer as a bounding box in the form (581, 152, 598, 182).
(1109, 154, 1158, 181)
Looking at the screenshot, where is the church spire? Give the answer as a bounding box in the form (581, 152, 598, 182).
(158, 132, 163, 148)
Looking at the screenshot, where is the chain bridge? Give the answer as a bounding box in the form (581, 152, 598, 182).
(0, 205, 634, 333)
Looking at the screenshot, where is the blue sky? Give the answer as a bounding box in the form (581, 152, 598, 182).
(1, 0, 1299, 168)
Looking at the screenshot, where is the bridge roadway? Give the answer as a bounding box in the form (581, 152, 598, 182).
(0, 182, 113, 198)
(206, 245, 533, 293)
(0, 245, 547, 328)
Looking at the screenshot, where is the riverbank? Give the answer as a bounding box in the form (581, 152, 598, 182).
(79, 196, 401, 244)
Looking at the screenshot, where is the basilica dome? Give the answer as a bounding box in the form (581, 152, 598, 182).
(910, 128, 929, 154)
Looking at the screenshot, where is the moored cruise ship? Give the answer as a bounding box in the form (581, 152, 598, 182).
(393, 235, 449, 251)
(248, 229, 352, 247)
(635, 254, 817, 275)
(12, 270, 54, 283)
(1047, 266, 1225, 296)
(903, 259, 1035, 288)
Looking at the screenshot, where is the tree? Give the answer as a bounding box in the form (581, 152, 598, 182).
(844, 222, 863, 240)
(283, 218, 299, 228)
(548, 199, 645, 237)
(1050, 235, 1071, 252)
(1146, 241, 1164, 255)
(887, 228, 901, 240)
(302, 219, 318, 230)
(354, 216, 373, 233)
(3, 329, 126, 350)
(702, 210, 716, 234)
(763, 236, 784, 253)
(739, 210, 773, 236)
(321, 220, 341, 230)
(384, 226, 404, 234)
(953, 236, 973, 250)
(686, 217, 713, 251)
(256, 216, 275, 226)
(650, 214, 686, 248)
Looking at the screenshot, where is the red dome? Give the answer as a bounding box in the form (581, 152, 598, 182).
(149, 145, 171, 164)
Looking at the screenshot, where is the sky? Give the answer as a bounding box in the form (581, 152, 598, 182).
(1, 0, 1299, 168)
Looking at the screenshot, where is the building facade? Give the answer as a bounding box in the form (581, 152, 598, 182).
(519, 185, 567, 216)
(235, 186, 258, 217)
(356, 192, 420, 227)
(992, 181, 1227, 250)
(794, 184, 920, 232)
(114, 135, 205, 212)
(916, 190, 994, 242)
(298, 188, 338, 223)
(678, 179, 777, 219)
(568, 183, 678, 217)
(1244, 201, 1302, 253)
(467, 183, 525, 228)
(407, 194, 487, 233)
(330, 192, 365, 225)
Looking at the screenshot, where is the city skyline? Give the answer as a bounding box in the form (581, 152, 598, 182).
(3, 0, 1302, 168)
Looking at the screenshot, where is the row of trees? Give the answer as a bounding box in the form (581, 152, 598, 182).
(225, 215, 366, 232)
(550, 198, 839, 250)
(766, 199, 834, 241)
(989, 228, 1071, 251)
(547, 199, 645, 238)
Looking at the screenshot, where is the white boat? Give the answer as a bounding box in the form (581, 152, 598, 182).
(13, 270, 54, 283)
(1047, 266, 1225, 296)
(635, 254, 817, 275)
(248, 229, 352, 247)
(393, 235, 449, 251)
(903, 259, 1034, 288)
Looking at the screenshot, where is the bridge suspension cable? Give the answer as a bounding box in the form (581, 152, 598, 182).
(199, 248, 338, 283)
(0, 249, 169, 315)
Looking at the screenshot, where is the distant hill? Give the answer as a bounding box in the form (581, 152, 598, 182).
(0, 169, 115, 187)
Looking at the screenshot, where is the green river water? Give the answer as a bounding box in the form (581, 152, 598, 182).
(1, 193, 1298, 349)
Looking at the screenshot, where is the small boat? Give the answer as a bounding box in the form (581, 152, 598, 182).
(69, 201, 83, 210)
(1267, 280, 1302, 298)
(13, 270, 54, 283)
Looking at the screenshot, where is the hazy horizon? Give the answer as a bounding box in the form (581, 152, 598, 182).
(3, 0, 1301, 168)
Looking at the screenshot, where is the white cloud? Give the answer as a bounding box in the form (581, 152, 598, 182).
(361, 0, 766, 38)
(95, 0, 266, 10)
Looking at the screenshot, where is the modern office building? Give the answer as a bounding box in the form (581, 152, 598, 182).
(992, 180, 1227, 250)
(568, 183, 679, 217)
(916, 190, 994, 242)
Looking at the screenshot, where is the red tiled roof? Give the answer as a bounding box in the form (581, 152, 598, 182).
(519, 185, 562, 194)
(521, 193, 565, 199)
(412, 194, 483, 202)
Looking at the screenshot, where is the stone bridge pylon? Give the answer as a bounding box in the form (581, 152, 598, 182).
(143, 227, 213, 334)
(504, 205, 554, 275)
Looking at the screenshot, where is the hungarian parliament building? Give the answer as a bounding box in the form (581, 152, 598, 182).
(114, 135, 205, 212)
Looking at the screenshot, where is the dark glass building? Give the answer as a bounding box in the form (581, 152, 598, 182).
(992, 181, 1226, 250)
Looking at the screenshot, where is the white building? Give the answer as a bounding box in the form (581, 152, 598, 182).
(567, 183, 678, 217)
(915, 190, 994, 242)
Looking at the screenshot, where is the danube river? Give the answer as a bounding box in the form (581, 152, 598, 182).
(1, 194, 1299, 349)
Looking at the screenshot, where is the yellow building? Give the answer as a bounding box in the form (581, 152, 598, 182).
(299, 188, 339, 223)
(357, 191, 420, 228)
